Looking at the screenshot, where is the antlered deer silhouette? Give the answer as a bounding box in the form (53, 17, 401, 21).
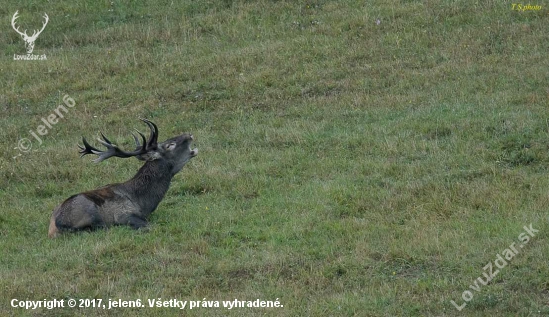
(48, 119, 198, 238)
(11, 11, 49, 54)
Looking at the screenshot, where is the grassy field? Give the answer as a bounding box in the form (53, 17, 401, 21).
(1, 0, 548, 316)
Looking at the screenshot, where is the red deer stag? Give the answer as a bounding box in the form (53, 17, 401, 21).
(48, 119, 198, 238)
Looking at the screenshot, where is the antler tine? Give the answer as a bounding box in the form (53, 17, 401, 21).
(34, 13, 49, 37)
(99, 132, 112, 144)
(78, 137, 101, 157)
(140, 118, 159, 149)
(131, 131, 139, 148)
(11, 11, 19, 25)
(11, 11, 27, 37)
(131, 129, 147, 149)
(29, 13, 48, 38)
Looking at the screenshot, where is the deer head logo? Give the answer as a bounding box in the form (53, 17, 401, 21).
(11, 11, 49, 54)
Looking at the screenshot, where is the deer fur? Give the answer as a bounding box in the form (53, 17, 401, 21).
(48, 119, 197, 238)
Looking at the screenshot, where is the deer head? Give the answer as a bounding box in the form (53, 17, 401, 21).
(11, 11, 49, 54)
(78, 118, 198, 174)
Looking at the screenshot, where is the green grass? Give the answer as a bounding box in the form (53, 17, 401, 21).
(1, 0, 548, 316)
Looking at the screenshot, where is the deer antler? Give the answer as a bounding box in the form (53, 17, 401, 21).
(11, 11, 27, 38)
(11, 11, 48, 40)
(31, 13, 49, 39)
(79, 119, 159, 163)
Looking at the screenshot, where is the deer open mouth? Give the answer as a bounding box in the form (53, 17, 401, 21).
(189, 134, 198, 157)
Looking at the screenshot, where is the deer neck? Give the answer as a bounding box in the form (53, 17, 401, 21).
(123, 159, 175, 216)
